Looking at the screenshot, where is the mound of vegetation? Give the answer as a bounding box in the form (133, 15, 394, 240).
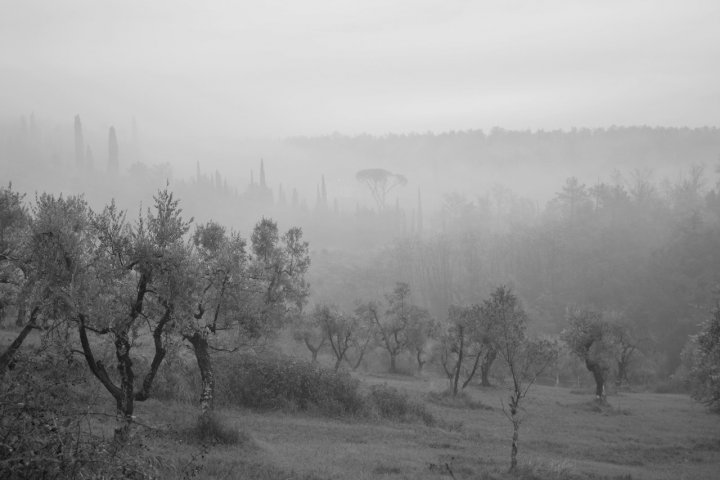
(427, 389, 493, 411)
(189, 411, 251, 446)
(0, 351, 171, 479)
(216, 353, 367, 416)
(366, 384, 436, 426)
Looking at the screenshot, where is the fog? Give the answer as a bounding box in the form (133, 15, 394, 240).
(3, 0, 720, 381)
(2, 1, 719, 139)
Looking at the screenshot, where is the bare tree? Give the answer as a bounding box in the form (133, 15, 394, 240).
(488, 286, 558, 471)
(355, 168, 407, 212)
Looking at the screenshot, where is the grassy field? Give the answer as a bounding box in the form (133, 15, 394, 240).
(3, 326, 720, 479)
(120, 372, 720, 480)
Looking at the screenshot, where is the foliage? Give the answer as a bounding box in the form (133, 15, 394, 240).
(365, 384, 435, 426)
(357, 282, 431, 373)
(312, 303, 357, 370)
(216, 353, 366, 416)
(561, 307, 616, 400)
(190, 412, 246, 445)
(0, 350, 166, 479)
(426, 389, 492, 410)
(355, 168, 407, 212)
(487, 286, 559, 471)
(686, 307, 720, 411)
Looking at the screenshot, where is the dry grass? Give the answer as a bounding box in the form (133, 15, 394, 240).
(115, 372, 720, 480)
(6, 326, 719, 479)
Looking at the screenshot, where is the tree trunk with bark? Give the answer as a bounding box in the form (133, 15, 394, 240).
(509, 397, 520, 471)
(113, 330, 135, 443)
(134, 306, 171, 401)
(452, 345, 464, 396)
(585, 358, 606, 401)
(416, 349, 426, 374)
(188, 332, 215, 415)
(480, 348, 497, 387)
(389, 352, 398, 374)
(0, 307, 39, 375)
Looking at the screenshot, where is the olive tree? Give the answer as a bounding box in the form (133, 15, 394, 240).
(313, 304, 356, 371)
(74, 189, 191, 441)
(488, 286, 558, 471)
(357, 282, 429, 373)
(440, 302, 500, 395)
(561, 307, 616, 401)
(182, 218, 310, 414)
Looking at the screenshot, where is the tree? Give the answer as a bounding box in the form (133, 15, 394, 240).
(74, 115, 84, 168)
(183, 217, 310, 414)
(488, 286, 558, 471)
(358, 282, 428, 373)
(0, 183, 30, 328)
(686, 305, 720, 411)
(345, 306, 375, 370)
(555, 176, 590, 222)
(314, 304, 356, 371)
(440, 300, 501, 394)
(440, 305, 479, 395)
(292, 311, 326, 363)
(405, 310, 436, 373)
(1, 193, 92, 376)
(607, 319, 639, 387)
(108, 126, 119, 173)
(561, 307, 615, 401)
(355, 168, 407, 212)
(73, 189, 191, 441)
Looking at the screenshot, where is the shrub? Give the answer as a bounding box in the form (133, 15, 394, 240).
(427, 389, 492, 410)
(216, 353, 366, 417)
(190, 412, 247, 445)
(151, 352, 200, 403)
(365, 384, 435, 426)
(0, 350, 166, 479)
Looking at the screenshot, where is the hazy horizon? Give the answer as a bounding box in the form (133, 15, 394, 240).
(2, 0, 718, 143)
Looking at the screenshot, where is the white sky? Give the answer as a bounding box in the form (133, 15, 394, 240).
(1, 0, 718, 139)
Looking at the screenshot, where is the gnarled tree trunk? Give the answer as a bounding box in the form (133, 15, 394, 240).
(585, 358, 606, 401)
(188, 332, 215, 415)
(480, 348, 497, 387)
(114, 330, 135, 442)
(0, 307, 39, 375)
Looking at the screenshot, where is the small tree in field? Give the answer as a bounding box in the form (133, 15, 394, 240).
(489, 286, 558, 471)
(440, 302, 500, 394)
(292, 311, 326, 363)
(183, 217, 310, 414)
(561, 307, 615, 401)
(358, 282, 429, 373)
(346, 304, 375, 370)
(314, 304, 357, 371)
(77, 190, 191, 441)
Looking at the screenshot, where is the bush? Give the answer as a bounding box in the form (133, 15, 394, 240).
(0, 350, 166, 479)
(365, 384, 435, 426)
(216, 353, 366, 417)
(427, 389, 493, 410)
(190, 412, 247, 445)
(151, 352, 200, 403)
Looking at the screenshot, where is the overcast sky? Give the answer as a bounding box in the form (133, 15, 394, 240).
(1, 0, 718, 139)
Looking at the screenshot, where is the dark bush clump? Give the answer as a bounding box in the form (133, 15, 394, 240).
(0, 350, 166, 479)
(191, 412, 247, 445)
(366, 384, 435, 426)
(216, 353, 366, 417)
(427, 389, 493, 410)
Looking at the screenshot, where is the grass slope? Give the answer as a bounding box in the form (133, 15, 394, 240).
(125, 373, 720, 480)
